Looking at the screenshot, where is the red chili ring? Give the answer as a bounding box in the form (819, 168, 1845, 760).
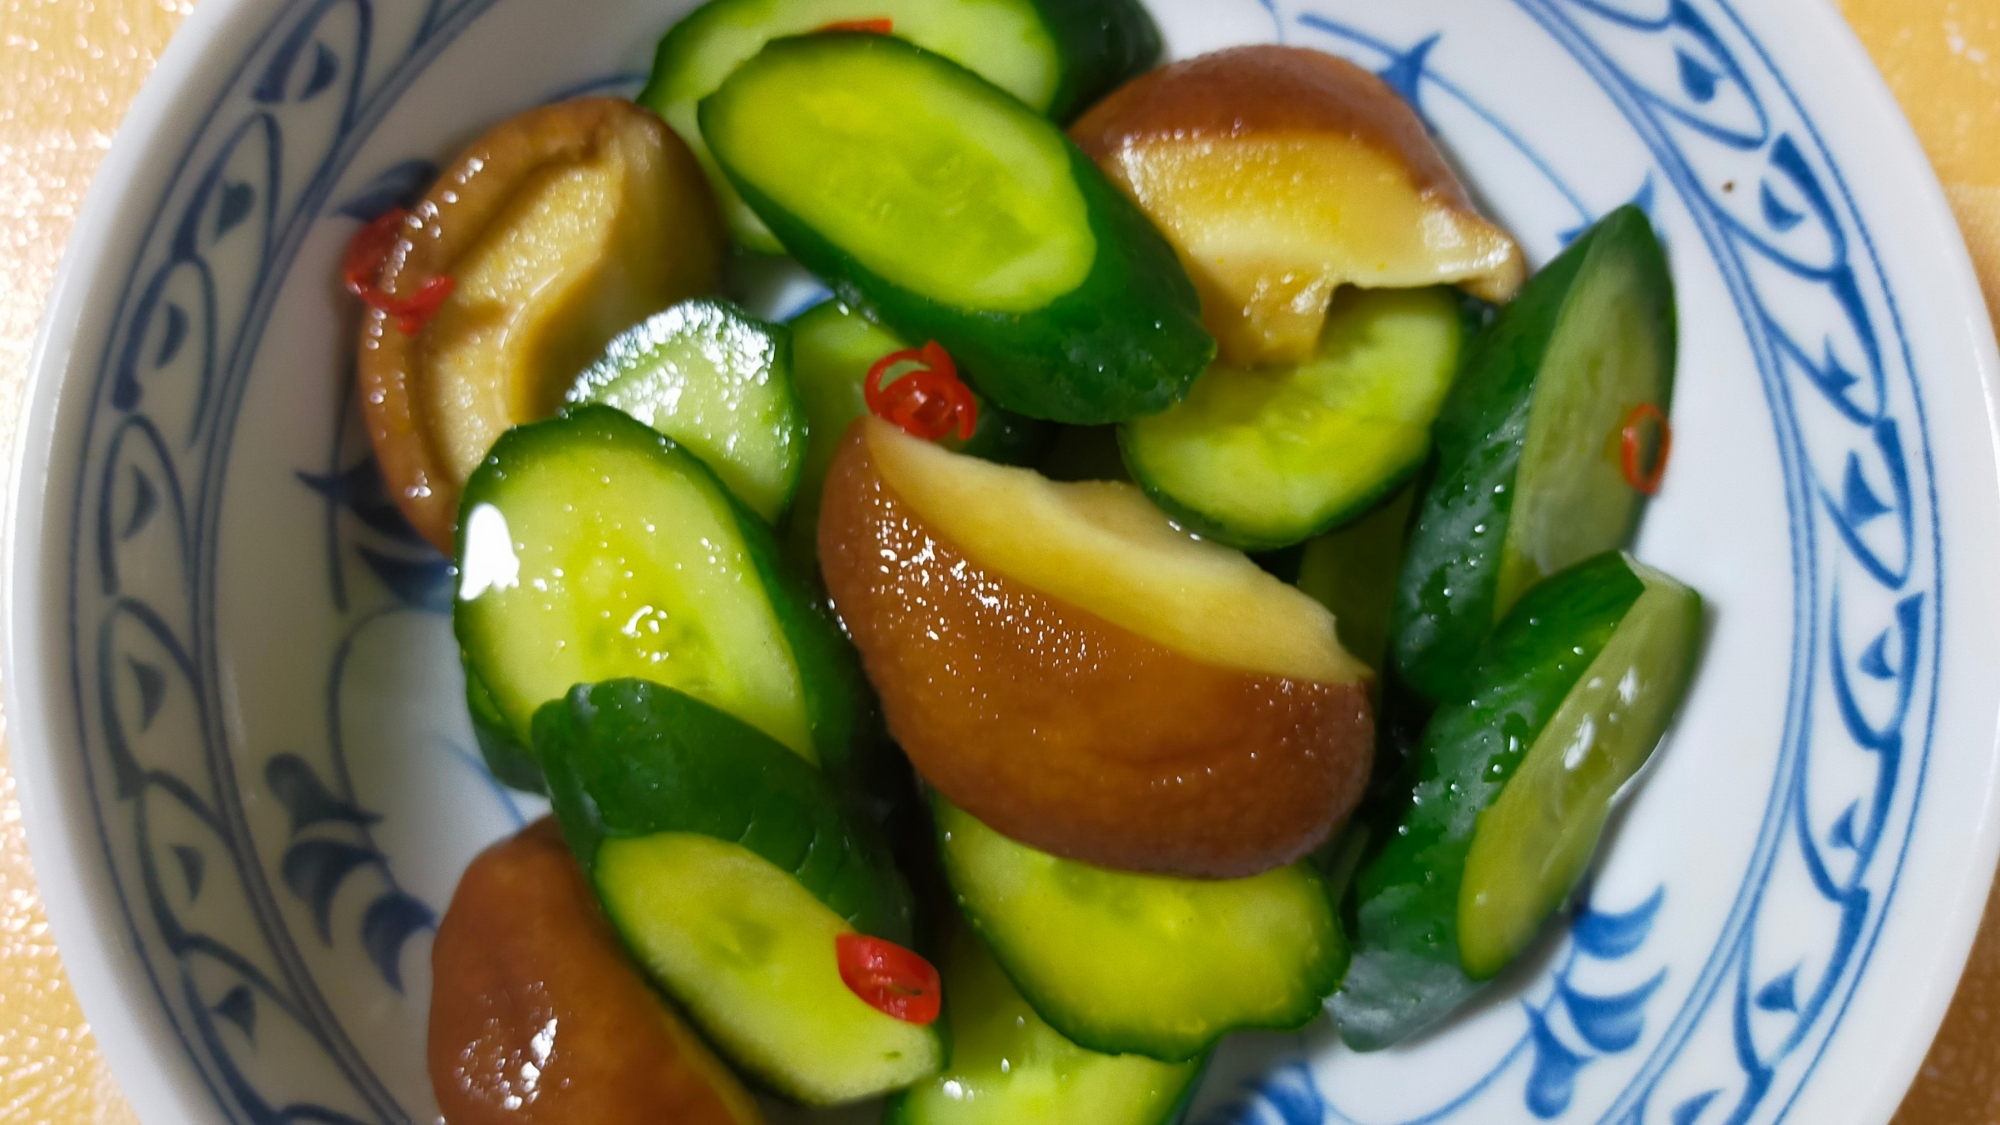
(342, 208, 457, 335)
(1620, 402, 1673, 495)
(835, 933, 941, 1025)
(815, 17, 894, 33)
(864, 342, 978, 442)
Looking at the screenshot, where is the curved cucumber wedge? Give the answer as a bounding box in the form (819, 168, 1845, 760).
(936, 799, 1345, 1062)
(537, 679, 938, 1104)
(1332, 552, 1700, 1050)
(596, 833, 940, 1104)
(453, 405, 866, 779)
(640, 0, 1161, 250)
(885, 921, 1203, 1125)
(463, 658, 544, 794)
(1121, 287, 1465, 551)
(567, 298, 804, 522)
(1391, 206, 1675, 703)
(536, 678, 913, 941)
(701, 34, 1213, 424)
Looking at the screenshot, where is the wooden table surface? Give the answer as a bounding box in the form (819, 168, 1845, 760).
(0, 0, 1994, 1121)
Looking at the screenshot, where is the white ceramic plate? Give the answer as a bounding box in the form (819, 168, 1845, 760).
(10, 0, 2000, 1122)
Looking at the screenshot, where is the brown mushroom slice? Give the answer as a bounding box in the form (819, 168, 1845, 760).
(429, 818, 764, 1125)
(358, 97, 724, 552)
(819, 417, 1374, 879)
(1072, 46, 1525, 367)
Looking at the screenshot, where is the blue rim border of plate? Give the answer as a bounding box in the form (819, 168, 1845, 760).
(53, 0, 1945, 1122)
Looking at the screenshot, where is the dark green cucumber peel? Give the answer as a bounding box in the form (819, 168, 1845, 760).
(536, 678, 914, 944)
(567, 298, 805, 523)
(1120, 287, 1465, 552)
(1025, 0, 1162, 121)
(454, 406, 874, 786)
(1332, 552, 1698, 1050)
(701, 34, 1213, 425)
(1389, 206, 1675, 704)
(463, 659, 545, 795)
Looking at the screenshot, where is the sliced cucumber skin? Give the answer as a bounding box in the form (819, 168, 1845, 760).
(1120, 288, 1465, 552)
(640, 0, 1160, 250)
(1389, 207, 1675, 704)
(1332, 552, 1649, 1051)
(884, 921, 1203, 1125)
(567, 298, 805, 523)
(538, 678, 914, 944)
(453, 406, 870, 783)
(463, 659, 545, 794)
(594, 831, 943, 1104)
(1458, 563, 1701, 979)
(936, 799, 1346, 1062)
(1024, 0, 1162, 120)
(702, 35, 1213, 425)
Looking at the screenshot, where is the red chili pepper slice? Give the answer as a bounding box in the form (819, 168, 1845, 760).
(1620, 402, 1672, 495)
(835, 933, 941, 1024)
(342, 207, 457, 335)
(815, 17, 894, 33)
(864, 341, 978, 442)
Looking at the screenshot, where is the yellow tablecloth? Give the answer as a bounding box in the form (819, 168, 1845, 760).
(0, 1, 1992, 1121)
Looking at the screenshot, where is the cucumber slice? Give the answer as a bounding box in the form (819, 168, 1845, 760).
(1295, 486, 1416, 672)
(1331, 552, 1700, 1050)
(1121, 287, 1465, 551)
(453, 405, 866, 778)
(885, 921, 1203, 1125)
(596, 834, 941, 1104)
(1459, 563, 1702, 977)
(640, 0, 1160, 251)
(701, 34, 1213, 424)
(1391, 206, 1675, 703)
(462, 658, 544, 794)
(936, 799, 1345, 1062)
(536, 679, 913, 941)
(537, 679, 938, 1104)
(567, 298, 805, 522)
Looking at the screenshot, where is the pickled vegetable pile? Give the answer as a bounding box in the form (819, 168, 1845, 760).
(341, 2, 1700, 1122)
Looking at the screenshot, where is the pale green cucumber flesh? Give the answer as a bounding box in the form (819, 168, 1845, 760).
(701, 35, 1094, 314)
(1296, 486, 1416, 672)
(936, 800, 1345, 1062)
(567, 299, 805, 523)
(1493, 245, 1676, 616)
(595, 832, 943, 1104)
(886, 923, 1202, 1125)
(453, 407, 815, 761)
(1121, 287, 1463, 551)
(641, 0, 1063, 250)
(1458, 562, 1702, 978)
